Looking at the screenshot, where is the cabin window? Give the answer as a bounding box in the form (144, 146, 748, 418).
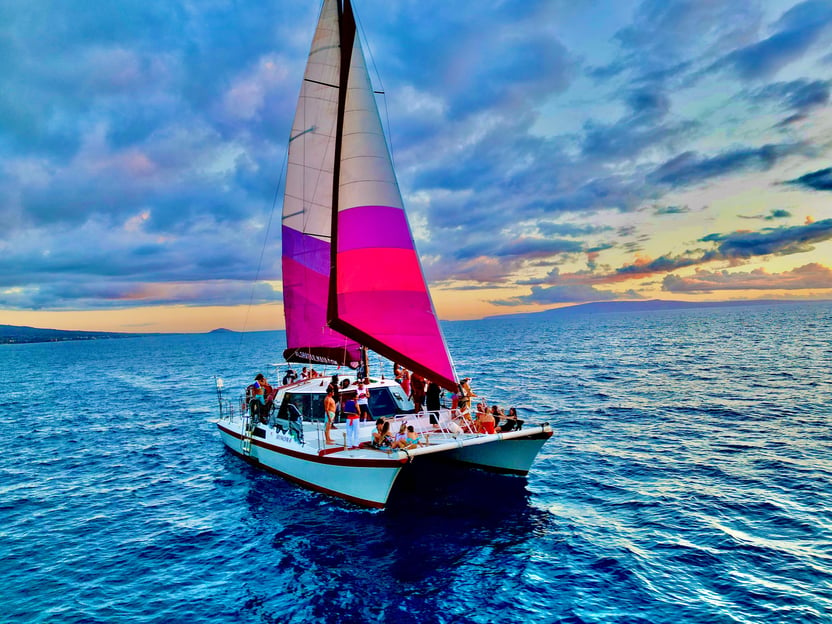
(278, 392, 326, 422)
(368, 388, 408, 418)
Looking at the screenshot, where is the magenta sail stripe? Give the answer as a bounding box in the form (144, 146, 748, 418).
(338, 206, 413, 252)
(337, 247, 424, 293)
(337, 289, 456, 385)
(282, 226, 330, 275)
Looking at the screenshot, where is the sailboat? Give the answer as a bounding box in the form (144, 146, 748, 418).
(215, 0, 552, 508)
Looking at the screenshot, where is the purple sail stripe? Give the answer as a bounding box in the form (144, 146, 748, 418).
(282, 226, 330, 275)
(282, 255, 362, 365)
(338, 206, 413, 252)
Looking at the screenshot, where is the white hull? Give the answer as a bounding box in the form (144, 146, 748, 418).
(216, 404, 552, 508)
(217, 419, 404, 508)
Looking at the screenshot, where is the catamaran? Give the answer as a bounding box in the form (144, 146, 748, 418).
(215, 0, 552, 508)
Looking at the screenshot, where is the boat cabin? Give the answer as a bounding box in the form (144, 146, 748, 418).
(275, 379, 413, 424)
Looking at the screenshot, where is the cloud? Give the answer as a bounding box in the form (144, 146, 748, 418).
(712, 0, 832, 80)
(648, 142, 808, 188)
(785, 167, 832, 190)
(700, 217, 832, 257)
(492, 284, 639, 306)
(653, 205, 691, 215)
(543, 218, 832, 289)
(750, 78, 831, 124)
(663, 262, 832, 292)
(601, 1, 762, 83)
(739, 208, 793, 220)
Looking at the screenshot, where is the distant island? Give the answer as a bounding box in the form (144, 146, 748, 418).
(482, 298, 830, 321)
(0, 324, 151, 345)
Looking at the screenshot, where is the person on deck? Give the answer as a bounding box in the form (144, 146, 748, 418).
(410, 373, 426, 412)
(457, 377, 476, 414)
(426, 381, 441, 425)
(356, 380, 372, 422)
(254, 373, 275, 423)
(323, 389, 337, 445)
(372, 418, 394, 450)
(402, 425, 424, 449)
(400, 369, 411, 397)
(282, 368, 298, 386)
(393, 422, 408, 448)
(326, 375, 341, 428)
(478, 405, 497, 435)
(342, 396, 360, 448)
(498, 407, 524, 432)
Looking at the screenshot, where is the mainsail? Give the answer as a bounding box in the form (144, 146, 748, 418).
(282, 0, 361, 367)
(283, 0, 457, 389)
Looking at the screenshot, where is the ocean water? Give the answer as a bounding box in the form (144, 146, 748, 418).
(1, 302, 831, 623)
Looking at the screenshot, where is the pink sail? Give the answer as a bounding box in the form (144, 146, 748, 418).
(327, 1, 457, 390)
(281, 0, 360, 367)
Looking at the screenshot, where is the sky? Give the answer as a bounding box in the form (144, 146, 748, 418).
(1, 0, 831, 333)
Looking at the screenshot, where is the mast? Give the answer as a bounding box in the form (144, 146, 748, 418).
(325, 0, 458, 391)
(328, 0, 356, 329)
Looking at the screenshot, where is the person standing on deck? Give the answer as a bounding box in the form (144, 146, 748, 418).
(343, 396, 360, 448)
(356, 380, 372, 422)
(326, 374, 341, 426)
(323, 389, 337, 445)
(426, 381, 441, 425)
(410, 373, 426, 412)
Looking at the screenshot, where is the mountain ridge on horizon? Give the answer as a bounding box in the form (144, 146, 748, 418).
(480, 298, 830, 321)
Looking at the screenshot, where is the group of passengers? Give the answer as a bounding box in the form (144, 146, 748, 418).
(371, 418, 424, 451)
(265, 366, 524, 449)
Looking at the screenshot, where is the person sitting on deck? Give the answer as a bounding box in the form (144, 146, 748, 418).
(402, 425, 424, 449)
(372, 419, 394, 450)
(475, 399, 488, 423)
(497, 407, 524, 432)
(478, 405, 497, 435)
(393, 422, 408, 447)
(282, 368, 298, 385)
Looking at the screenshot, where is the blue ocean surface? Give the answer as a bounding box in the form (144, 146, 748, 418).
(1, 302, 831, 623)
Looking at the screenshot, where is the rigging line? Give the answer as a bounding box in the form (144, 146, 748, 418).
(235, 147, 288, 358)
(353, 2, 396, 172)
